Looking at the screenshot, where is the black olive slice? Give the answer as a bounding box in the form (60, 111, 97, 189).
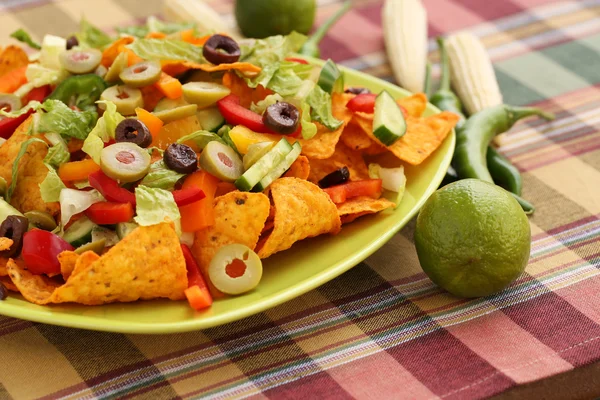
(203, 34, 241, 65)
(318, 167, 350, 188)
(0, 215, 29, 258)
(115, 119, 153, 148)
(262, 102, 300, 135)
(164, 143, 198, 174)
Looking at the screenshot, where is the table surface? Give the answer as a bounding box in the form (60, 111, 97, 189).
(0, 0, 599, 399)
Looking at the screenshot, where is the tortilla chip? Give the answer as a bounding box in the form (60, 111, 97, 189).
(0, 275, 18, 292)
(307, 142, 370, 184)
(297, 121, 347, 159)
(215, 181, 237, 197)
(58, 251, 78, 281)
(101, 37, 135, 67)
(161, 61, 261, 78)
(50, 223, 187, 305)
(7, 258, 62, 304)
(332, 92, 354, 124)
(398, 93, 428, 118)
(340, 120, 376, 151)
(223, 72, 272, 108)
(0, 238, 13, 251)
(0, 257, 7, 277)
(256, 178, 341, 258)
(0, 117, 60, 216)
(283, 155, 310, 180)
(337, 196, 396, 224)
(355, 111, 459, 165)
(0, 46, 29, 77)
(192, 191, 270, 297)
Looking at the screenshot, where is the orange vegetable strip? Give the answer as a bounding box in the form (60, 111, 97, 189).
(185, 285, 213, 310)
(135, 108, 164, 139)
(146, 31, 167, 39)
(179, 171, 219, 232)
(58, 159, 101, 182)
(0, 65, 27, 94)
(101, 37, 134, 67)
(154, 72, 183, 99)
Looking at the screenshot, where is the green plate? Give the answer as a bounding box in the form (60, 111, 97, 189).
(0, 63, 455, 334)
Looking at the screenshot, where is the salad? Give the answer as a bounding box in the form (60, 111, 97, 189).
(0, 17, 459, 309)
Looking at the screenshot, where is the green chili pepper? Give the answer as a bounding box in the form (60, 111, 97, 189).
(48, 74, 107, 111)
(430, 37, 466, 129)
(486, 146, 522, 196)
(298, 1, 352, 58)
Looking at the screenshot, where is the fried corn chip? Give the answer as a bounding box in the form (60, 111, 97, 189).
(355, 111, 459, 165)
(58, 251, 78, 281)
(340, 120, 376, 151)
(256, 178, 341, 258)
(0, 275, 18, 292)
(161, 61, 261, 79)
(337, 196, 396, 224)
(101, 37, 135, 67)
(0, 238, 13, 251)
(283, 155, 310, 180)
(354, 93, 428, 122)
(51, 223, 187, 305)
(0, 257, 8, 276)
(223, 72, 272, 108)
(308, 142, 370, 184)
(0, 45, 29, 77)
(7, 258, 62, 304)
(192, 191, 270, 297)
(296, 92, 353, 159)
(0, 118, 59, 216)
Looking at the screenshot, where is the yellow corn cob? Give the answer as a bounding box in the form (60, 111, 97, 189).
(382, 0, 428, 94)
(162, 0, 239, 38)
(445, 31, 503, 115)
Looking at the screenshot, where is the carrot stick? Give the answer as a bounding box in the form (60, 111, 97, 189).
(58, 159, 101, 182)
(154, 72, 183, 99)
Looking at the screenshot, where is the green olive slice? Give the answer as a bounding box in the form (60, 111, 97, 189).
(94, 64, 108, 79)
(242, 141, 275, 171)
(199, 141, 243, 182)
(153, 97, 188, 112)
(153, 104, 198, 124)
(24, 211, 57, 231)
(100, 142, 151, 183)
(100, 85, 144, 116)
(119, 61, 162, 88)
(104, 52, 128, 83)
(59, 48, 102, 74)
(0, 94, 21, 114)
(182, 82, 230, 108)
(208, 243, 262, 295)
(75, 239, 106, 255)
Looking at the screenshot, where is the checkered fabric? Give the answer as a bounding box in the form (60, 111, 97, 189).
(0, 0, 599, 398)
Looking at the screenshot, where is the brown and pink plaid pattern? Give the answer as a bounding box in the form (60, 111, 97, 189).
(0, 0, 599, 398)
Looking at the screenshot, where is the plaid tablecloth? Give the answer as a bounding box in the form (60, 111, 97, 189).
(0, 0, 600, 398)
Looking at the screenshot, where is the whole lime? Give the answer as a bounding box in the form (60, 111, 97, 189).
(235, 0, 316, 38)
(414, 179, 531, 298)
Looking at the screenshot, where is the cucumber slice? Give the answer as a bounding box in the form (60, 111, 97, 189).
(317, 59, 344, 94)
(253, 142, 302, 192)
(182, 82, 230, 108)
(91, 226, 120, 247)
(373, 90, 406, 146)
(196, 107, 225, 132)
(62, 216, 97, 247)
(234, 138, 293, 191)
(153, 97, 188, 112)
(116, 222, 139, 240)
(243, 141, 275, 171)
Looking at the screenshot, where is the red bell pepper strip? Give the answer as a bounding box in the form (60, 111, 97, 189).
(0, 85, 50, 139)
(21, 229, 74, 275)
(181, 244, 213, 310)
(85, 202, 134, 225)
(323, 179, 383, 204)
(285, 57, 309, 65)
(89, 170, 137, 205)
(346, 93, 377, 113)
(172, 186, 205, 207)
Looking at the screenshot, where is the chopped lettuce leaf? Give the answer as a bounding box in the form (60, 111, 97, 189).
(368, 163, 406, 206)
(218, 125, 241, 156)
(10, 28, 41, 49)
(39, 34, 67, 70)
(7, 138, 47, 202)
(76, 17, 113, 49)
(117, 16, 196, 38)
(0, 100, 41, 118)
(307, 85, 343, 131)
(127, 39, 204, 63)
(300, 102, 317, 140)
(177, 129, 225, 150)
(59, 188, 104, 227)
(39, 163, 66, 203)
(82, 100, 124, 163)
(32, 99, 98, 140)
(14, 64, 70, 98)
(43, 133, 70, 167)
(73, 180, 91, 189)
(250, 94, 283, 114)
(139, 160, 185, 190)
(134, 185, 180, 227)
